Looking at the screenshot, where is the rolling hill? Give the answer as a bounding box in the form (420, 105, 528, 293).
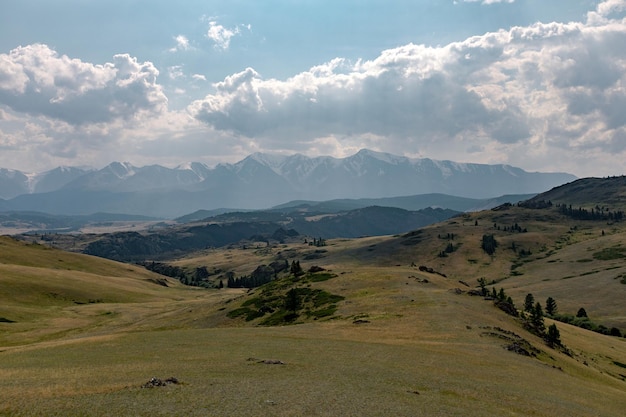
(524, 176, 626, 210)
(1, 177, 626, 416)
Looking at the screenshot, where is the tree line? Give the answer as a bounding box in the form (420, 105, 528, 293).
(557, 204, 624, 221)
(524, 293, 623, 339)
(140, 261, 214, 287)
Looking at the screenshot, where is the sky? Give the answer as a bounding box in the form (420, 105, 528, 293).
(0, 0, 625, 177)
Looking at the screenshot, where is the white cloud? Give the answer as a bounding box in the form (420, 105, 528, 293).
(206, 21, 239, 50)
(169, 35, 192, 52)
(189, 2, 626, 175)
(597, 0, 626, 16)
(205, 20, 250, 51)
(0, 103, 216, 171)
(0, 44, 167, 125)
(587, 0, 626, 24)
(1, 1, 625, 177)
(168, 65, 185, 80)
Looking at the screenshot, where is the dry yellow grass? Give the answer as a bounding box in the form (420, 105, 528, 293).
(2, 316, 625, 416)
(1, 213, 626, 416)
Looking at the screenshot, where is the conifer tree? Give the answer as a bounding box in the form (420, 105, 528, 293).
(477, 278, 487, 296)
(290, 260, 304, 277)
(284, 288, 302, 313)
(545, 297, 557, 316)
(546, 323, 561, 347)
(531, 302, 545, 331)
(524, 293, 535, 312)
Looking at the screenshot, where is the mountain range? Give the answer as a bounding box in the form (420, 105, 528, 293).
(0, 149, 576, 218)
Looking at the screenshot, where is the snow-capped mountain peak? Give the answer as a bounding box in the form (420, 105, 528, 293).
(0, 149, 577, 215)
(106, 162, 136, 179)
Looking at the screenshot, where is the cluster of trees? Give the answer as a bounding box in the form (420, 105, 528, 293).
(524, 294, 622, 337)
(141, 261, 214, 287)
(305, 237, 327, 247)
(477, 279, 517, 317)
(290, 260, 304, 277)
(438, 242, 457, 258)
(518, 199, 553, 209)
(227, 270, 274, 288)
(521, 293, 561, 347)
(227, 274, 344, 324)
(481, 234, 498, 255)
(522, 293, 625, 343)
(227, 261, 290, 289)
(226, 260, 307, 289)
(142, 261, 185, 280)
(494, 222, 527, 233)
(476, 284, 562, 348)
(510, 241, 532, 257)
(557, 204, 624, 221)
(550, 304, 624, 338)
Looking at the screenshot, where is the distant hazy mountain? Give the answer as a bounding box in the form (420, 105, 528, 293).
(270, 193, 537, 214)
(61, 162, 211, 192)
(0, 168, 30, 199)
(83, 206, 461, 261)
(0, 149, 576, 217)
(32, 166, 95, 194)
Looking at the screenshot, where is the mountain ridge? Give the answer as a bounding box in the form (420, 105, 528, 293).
(0, 150, 577, 217)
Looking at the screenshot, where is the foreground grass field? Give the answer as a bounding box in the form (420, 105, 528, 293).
(2, 202, 626, 416)
(0, 319, 626, 416)
(2, 319, 626, 417)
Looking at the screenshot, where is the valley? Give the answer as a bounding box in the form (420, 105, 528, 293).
(1, 177, 626, 415)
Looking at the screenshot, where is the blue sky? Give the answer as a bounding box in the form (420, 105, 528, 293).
(1, 0, 625, 177)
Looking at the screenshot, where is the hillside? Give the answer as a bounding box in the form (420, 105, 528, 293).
(0, 236, 229, 346)
(525, 176, 626, 210)
(268, 192, 536, 214)
(173, 200, 626, 332)
(2, 230, 626, 416)
(74, 205, 459, 262)
(1, 177, 626, 416)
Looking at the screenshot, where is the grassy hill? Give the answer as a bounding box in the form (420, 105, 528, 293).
(2, 177, 626, 416)
(525, 176, 626, 210)
(0, 236, 235, 346)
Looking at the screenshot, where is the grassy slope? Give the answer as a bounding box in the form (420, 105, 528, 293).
(1, 209, 626, 415)
(0, 236, 234, 346)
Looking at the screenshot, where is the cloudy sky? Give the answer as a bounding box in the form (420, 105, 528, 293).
(1, 0, 625, 177)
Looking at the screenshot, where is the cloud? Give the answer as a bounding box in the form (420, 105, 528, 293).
(205, 20, 250, 50)
(206, 21, 239, 50)
(597, 0, 626, 16)
(189, 44, 510, 142)
(1, 0, 625, 177)
(0, 44, 167, 125)
(169, 35, 192, 52)
(0, 102, 212, 171)
(188, 2, 626, 174)
(168, 65, 185, 80)
(587, 0, 626, 24)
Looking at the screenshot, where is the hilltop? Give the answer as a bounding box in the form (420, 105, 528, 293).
(524, 176, 626, 210)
